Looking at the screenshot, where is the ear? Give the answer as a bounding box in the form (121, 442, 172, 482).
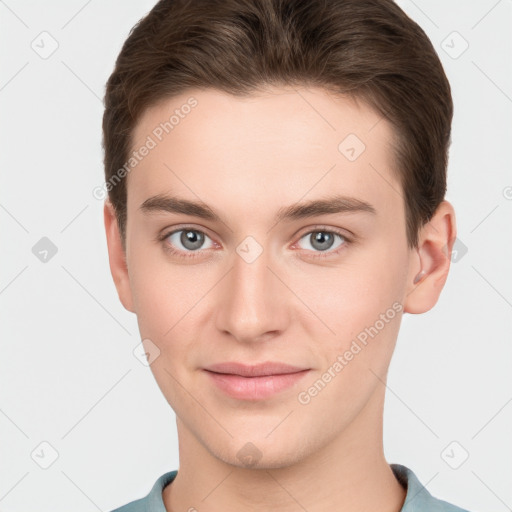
(403, 200, 457, 314)
(103, 200, 135, 313)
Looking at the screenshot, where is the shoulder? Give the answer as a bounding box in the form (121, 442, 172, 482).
(110, 497, 145, 512)
(392, 464, 472, 512)
(108, 470, 178, 512)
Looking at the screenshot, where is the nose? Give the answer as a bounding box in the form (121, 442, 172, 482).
(214, 241, 289, 344)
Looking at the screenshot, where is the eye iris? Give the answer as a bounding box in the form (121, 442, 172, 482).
(311, 231, 334, 251)
(181, 230, 204, 250)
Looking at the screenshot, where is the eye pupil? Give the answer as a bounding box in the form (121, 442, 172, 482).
(181, 230, 204, 250)
(311, 231, 334, 251)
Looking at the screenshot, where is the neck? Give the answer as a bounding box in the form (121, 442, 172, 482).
(163, 385, 406, 512)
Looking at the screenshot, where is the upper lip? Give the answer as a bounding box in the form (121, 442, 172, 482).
(204, 362, 309, 377)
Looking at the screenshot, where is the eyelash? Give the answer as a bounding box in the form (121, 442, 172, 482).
(157, 226, 353, 260)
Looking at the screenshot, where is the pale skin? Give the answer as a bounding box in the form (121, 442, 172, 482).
(104, 86, 456, 512)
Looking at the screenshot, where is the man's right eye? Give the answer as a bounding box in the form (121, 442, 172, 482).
(159, 228, 215, 258)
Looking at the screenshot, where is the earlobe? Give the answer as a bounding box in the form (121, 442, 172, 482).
(103, 200, 135, 313)
(404, 201, 457, 314)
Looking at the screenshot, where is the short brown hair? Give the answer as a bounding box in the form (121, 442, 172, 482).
(102, 0, 453, 249)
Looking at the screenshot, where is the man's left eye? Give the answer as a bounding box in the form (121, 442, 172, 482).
(296, 230, 347, 253)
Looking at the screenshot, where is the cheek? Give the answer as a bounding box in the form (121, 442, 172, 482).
(293, 257, 405, 422)
(293, 242, 408, 380)
(127, 240, 210, 338)
(291, 251, 405, 336)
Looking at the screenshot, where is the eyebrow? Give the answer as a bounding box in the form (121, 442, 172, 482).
(139, 193, 376, 223)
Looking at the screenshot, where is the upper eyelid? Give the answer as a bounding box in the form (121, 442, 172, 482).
(296, 225, 351, 239)
(160, 224, 215, 241)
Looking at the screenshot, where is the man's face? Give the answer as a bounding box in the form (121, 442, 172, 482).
(121, 86, 415, 468)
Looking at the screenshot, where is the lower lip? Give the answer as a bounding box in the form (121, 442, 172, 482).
(204, 369, 310, 400)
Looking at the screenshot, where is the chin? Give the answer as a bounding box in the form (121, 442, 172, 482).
(208, 434, 313, 471)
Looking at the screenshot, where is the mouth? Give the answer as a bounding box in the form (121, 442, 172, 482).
(203, 361, 310, 400)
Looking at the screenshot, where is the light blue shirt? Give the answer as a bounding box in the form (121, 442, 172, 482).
(110, 464, 471, 512)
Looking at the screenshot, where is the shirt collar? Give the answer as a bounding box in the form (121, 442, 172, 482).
(143, 464, 459, 512)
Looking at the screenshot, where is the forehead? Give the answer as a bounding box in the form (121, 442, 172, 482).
(128, 86, 400, 218)
(132, 85, 393, 153)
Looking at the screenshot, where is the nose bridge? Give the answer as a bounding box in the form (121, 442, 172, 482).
(215, 236, 284, 342)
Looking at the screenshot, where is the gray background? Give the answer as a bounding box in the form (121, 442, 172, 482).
(1, 1, 511, 510)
